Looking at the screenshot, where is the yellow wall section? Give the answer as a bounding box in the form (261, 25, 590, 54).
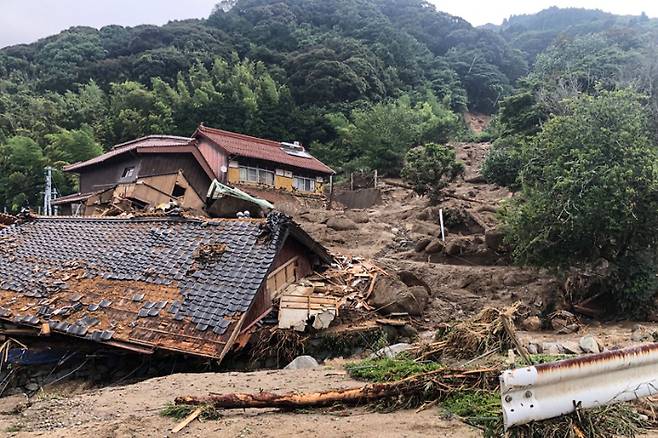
(228, 162, 325, 196)
(275, 174, 293, 191)
(227, 167, 240, 184)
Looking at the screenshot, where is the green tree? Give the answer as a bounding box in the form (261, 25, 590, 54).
(0, 136, 46, 212)
(401, 143, 464, 200)
(316, 94, 458, 175)
(501, 89, 658, 314)
(107, 81, 175, 144)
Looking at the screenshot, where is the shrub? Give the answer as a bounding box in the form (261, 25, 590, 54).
(481, 137, 525, 188)
(345, 358, 442, 382)
(401, 143, 464, 200)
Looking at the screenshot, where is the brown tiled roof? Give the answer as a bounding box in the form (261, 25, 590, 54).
(63, 135, 195, 172)
(51, 191, 101, 205)
(0, 213, 327, 360)
(63, 135, 217, 184)
(194, 125, 335, 175)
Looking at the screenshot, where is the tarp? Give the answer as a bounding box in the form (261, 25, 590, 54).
(206, 180, 274, 211)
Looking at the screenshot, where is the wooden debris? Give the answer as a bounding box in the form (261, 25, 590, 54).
(171, 406, 203, 433)
(174, 368, 497, 410)
(39, 322, 51, 336)
(375, 319, 406, 327)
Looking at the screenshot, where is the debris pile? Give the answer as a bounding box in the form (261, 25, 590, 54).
(274, 256, 385, 333)
(0, 214, 16, 230)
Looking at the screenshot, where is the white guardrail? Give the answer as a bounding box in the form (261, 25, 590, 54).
(500, 343, 658, 429)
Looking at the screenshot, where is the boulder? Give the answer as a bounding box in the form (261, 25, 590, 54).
(526, 343, 539, 355)
(550, 318, 568, 331)
(24, 382, 39, 392)
(424, 239, 444, 254)
(326, 217, 358, 231)
(556, 324, 580, 335)
(579, 335, 600, 354)
(345, 210, 370, 224)
(444, 241, 463, 256)
(631, 325, 651, 342)
(414, 238, 432, 252)
(284, 355, 320, 370)
(396, 271, 432, 295)
(300, 211, 328, 224)
(520, 316, 541, 331)
(484, 228, 505, 251)
(369, 343, 413, 359)
(398, 324, 419, 339)
(560, 341, 582, 354)
(410, 221, 442, 237)
(369, 277, 429, 316)
(541, 342, 563, 355)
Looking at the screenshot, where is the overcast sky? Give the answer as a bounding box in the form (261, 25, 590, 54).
(1, 0, 657, 48)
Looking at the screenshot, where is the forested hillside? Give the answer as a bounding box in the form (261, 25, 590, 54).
(1, 1, 658, 212)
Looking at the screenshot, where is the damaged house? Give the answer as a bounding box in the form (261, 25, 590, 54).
(0, 212, 331, 361)
(54, 135, 216, 216)
(193, 125, 335, 200)
(55, 127, 335, 216)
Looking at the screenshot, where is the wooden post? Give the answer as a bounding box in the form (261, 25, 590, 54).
(350, 173, 354, 191)
(374, 169, 378, 188)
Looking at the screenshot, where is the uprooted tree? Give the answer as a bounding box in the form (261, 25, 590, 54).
(501, 89, 658, 315)
(401, 143, 464, 201)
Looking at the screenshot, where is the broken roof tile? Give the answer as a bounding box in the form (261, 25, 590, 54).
(0, 213, 329, 360)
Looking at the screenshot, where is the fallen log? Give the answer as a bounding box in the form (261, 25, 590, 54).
(175, 368, 497, 410)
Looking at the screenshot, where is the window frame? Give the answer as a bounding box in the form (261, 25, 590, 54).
(293, 175, 316, 192)
(238, 165, 274, 186)
(121, 166, 135, 179)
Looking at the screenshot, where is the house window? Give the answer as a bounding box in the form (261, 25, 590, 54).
(172, 184, 186, 198)
(239, 166, 274, 186)
(293, 176, 316, 192)
(121, 167, 135, 179)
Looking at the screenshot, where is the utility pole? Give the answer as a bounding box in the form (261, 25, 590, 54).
(43, 166, 52, 216)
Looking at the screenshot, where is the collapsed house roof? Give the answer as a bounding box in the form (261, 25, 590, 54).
(194, 125, 335, 175)
(63, 135, 215, 182)
(0, 213, 331, 360)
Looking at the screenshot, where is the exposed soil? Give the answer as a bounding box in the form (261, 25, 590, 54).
(296, 141, 555, 322)
(0, 367, 479, 437)
(464, 113, 492, 134)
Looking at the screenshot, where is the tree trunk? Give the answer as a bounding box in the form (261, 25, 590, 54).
(174, 368, 496, 410)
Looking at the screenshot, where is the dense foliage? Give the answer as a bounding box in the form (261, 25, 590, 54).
(501, 90, 658, 313)
(313, 93, 458, 175)
(0, 0, 538, 211)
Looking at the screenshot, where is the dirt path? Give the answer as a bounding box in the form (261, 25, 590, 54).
(0, 367, 480, 437)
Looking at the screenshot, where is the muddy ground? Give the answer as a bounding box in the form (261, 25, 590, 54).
(1, 141, 655, 437)
(0, 367, 479, 437)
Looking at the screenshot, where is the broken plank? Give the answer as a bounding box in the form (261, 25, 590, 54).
(375, 319, 407, 327)
(171, 407, 203, 433)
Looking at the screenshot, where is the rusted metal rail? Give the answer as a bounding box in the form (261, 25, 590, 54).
(500, 343, 658, 429)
